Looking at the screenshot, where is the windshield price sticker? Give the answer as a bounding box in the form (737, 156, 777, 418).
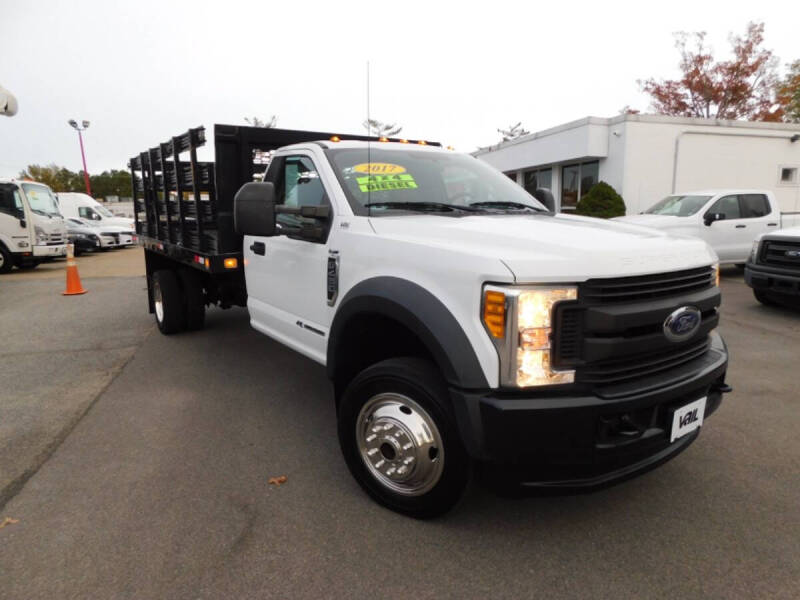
(357, 174, 418, 192)
(353, 163, 406, 175)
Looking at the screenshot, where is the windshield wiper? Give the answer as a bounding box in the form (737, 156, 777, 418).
(468, 201, 542, 212)
(364, 201, 481, 213)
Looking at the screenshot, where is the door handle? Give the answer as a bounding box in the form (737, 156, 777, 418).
(735, 224, 746, 229)
(767, 223, 778, 227)
(250, 241, 265, 255)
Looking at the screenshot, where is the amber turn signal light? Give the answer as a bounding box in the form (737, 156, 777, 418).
(483, 290, 506, 338)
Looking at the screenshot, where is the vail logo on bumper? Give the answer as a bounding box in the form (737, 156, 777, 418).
(663, 306, 702, 342)
(679, 408, 699, 427)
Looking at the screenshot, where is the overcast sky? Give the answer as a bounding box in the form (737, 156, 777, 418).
(1, 0, 798, 176)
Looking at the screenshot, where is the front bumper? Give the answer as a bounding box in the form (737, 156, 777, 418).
(33, 243, 66, 257)
(745, 262, 800, 296)
(450, 331, 729, 490)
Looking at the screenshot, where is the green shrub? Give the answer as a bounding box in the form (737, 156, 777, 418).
(574, 181, 625, 218)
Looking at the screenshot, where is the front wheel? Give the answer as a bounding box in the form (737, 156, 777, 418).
(337, 358, 469, 518)
(0, 245, 12, 274)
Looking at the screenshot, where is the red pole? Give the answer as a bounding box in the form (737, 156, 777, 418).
(77, 129, 92, 196)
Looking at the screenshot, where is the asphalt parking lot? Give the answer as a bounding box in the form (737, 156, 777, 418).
(1, 254, 799, 599)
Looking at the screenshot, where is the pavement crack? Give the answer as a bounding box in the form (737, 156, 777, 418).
(0, 327, 155, 512)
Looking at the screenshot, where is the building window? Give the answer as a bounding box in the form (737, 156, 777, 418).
(561, 161, 598, 210)
(505, 172, 517, 181)
(780, 167, 798, 184)
(523, 168, 552, 195)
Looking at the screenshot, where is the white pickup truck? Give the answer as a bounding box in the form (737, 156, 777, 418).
(615, 190, 800, 265)
(130, 125, 731, 517)
(0, 178, 67, 273)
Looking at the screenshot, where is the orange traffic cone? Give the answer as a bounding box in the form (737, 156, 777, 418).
(63, 243, 87, 295)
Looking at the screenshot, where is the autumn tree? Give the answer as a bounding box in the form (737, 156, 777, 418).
(497, 122, 529, 142)
(362, 119, 402, 137)
(640, 22, 783, 122)
(777, 60, 800, 123)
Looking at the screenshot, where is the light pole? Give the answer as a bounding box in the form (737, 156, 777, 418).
(68, 119, 92, 196)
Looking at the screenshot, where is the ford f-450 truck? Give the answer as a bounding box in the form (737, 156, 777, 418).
(130, 125, 730, 517)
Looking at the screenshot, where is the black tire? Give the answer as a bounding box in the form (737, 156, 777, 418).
(152, 270, 184, 334)
(177, 269, 205, 331)
(337, 357, 469, 518)
(754, 290, 776, 306)
(735, 264, 746, 270)
(0, 245, 12, 274)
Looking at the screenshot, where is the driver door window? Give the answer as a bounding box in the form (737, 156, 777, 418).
(707, 196, 741, 220)
(79, 206, 99, 220)
(0, 185, 23, 218)
(273, 155, 329, 238)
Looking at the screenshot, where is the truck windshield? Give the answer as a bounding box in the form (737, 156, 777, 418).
(644, 195, 711, 216)
(95, 204, 114, 217)
(328, 148, 547, 215)
(22, 183, 62, 217)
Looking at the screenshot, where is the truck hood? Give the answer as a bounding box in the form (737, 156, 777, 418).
(32, 213, 67, 235)
(368, 213, 717, 281)
(613, 214, 688, 229)
(103, 216, 134, 229)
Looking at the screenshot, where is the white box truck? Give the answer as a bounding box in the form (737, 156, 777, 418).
(0, 179, 67, 273)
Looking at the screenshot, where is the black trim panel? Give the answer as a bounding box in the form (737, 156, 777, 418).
(327, 277, 488, 388)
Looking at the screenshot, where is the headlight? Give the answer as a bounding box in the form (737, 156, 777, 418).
(483, 286, 578, 387)
(749, 241, 760, 264)
(34, 225, 47, 243)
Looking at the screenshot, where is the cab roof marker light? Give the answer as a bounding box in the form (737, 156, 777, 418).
(399, 139, 409, 144)
(378, 136, 389, 142)
(330, 136, 341, 142)
(417, 140, 427, 145)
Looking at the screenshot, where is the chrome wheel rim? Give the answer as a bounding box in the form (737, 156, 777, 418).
(356, 393, 444, 496)
(153, 281, 164, 323)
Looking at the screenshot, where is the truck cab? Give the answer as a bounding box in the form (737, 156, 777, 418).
(0, 179, 67, 273)
(615, 190, 797, 264)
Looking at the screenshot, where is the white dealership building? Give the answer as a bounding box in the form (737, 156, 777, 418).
(474, 114, 800, 215)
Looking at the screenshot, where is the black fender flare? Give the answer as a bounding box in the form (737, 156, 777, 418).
(327, 277, 489, 389)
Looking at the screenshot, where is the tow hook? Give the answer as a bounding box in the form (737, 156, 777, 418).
(712, 382, 733, 394)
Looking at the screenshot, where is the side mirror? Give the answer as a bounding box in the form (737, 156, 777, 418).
(704, 212, 726, 226)
(19, 218, 26, 228)
(235, 182, 276, 236)
(533, 188, 555, 212)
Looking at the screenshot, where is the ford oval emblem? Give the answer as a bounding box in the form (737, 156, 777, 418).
(663, 306, 702, 342)
(786, 250, 800, 259)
